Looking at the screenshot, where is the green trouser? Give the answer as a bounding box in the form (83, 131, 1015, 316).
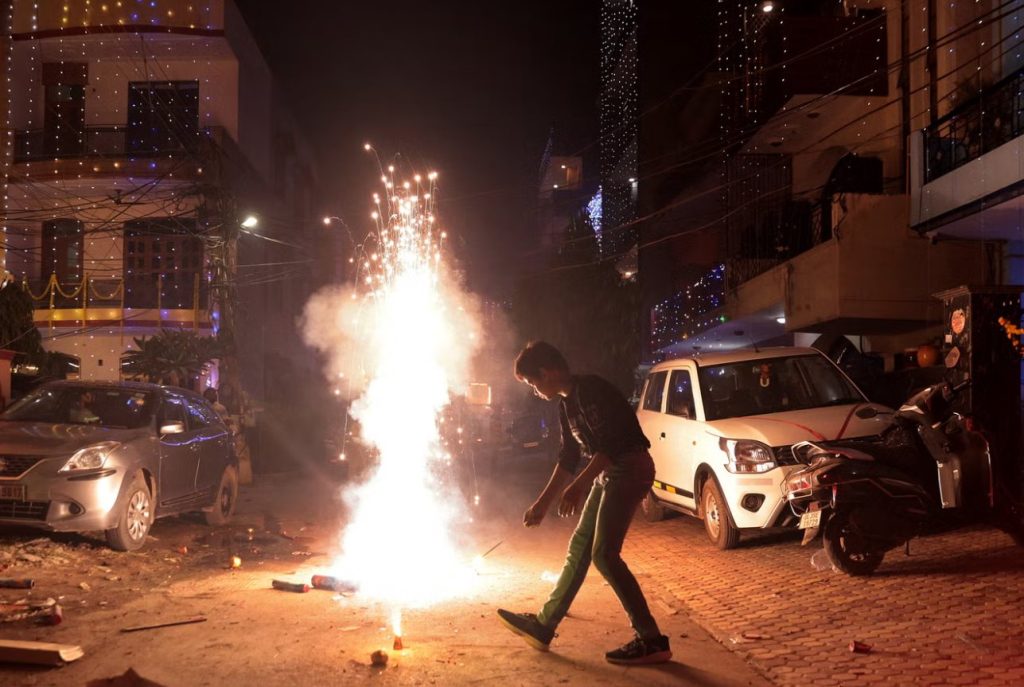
(537, 453, 661, 640)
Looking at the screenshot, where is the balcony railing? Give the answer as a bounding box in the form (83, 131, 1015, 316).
(13, 126, 205, 163)
(26, 272, 210, 327)
(923, 68, 1024, 183)
(725, 199, 826, 291)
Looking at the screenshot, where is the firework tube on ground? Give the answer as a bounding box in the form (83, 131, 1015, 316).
(272, 579, 310, 593)
(310, 574, 357, 593)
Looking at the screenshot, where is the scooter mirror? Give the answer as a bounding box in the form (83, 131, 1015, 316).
(855, 406, 879, 419)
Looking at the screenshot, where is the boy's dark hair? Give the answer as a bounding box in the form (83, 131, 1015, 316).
(514, 341, 569, 380)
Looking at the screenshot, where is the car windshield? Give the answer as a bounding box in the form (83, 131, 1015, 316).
(1, 386, 156, 429)
(697, 354, 864, 421)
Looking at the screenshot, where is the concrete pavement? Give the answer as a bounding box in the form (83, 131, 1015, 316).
(0, 465, 768, 687)
(4, 457, 1021, 686)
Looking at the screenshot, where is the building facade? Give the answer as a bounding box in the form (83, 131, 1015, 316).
(642, 0, 1019, 366)
(1, 0, 322, 399)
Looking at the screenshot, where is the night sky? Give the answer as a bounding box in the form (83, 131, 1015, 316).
(239, 1, 601, 297)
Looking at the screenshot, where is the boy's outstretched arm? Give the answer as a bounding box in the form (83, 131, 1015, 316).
(524, 464, 573, 527)
(558, 453, 611, 517)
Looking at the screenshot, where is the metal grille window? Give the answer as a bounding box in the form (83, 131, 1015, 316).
(126, 81, 200, 156)
(123, 220, 203, 309)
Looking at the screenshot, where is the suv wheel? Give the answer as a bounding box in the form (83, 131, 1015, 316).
(640, 490, 666, 522)
(701, 477, 740, 550)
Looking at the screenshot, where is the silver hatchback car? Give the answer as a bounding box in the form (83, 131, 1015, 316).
(0, 381, 238, 551)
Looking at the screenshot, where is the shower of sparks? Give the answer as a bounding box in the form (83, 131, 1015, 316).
(325, 148, 481, 637)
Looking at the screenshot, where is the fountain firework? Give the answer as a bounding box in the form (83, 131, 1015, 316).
(303, 149, 483, 643)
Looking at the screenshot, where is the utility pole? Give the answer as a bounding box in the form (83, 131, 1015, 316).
(199, 135, 252, 484)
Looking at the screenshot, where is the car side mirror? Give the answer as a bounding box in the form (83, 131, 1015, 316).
(159, 420, 185, 436)
(855, 406, 879, 419)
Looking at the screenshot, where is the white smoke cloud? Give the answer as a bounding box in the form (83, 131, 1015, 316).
(300, 261, 485, 608)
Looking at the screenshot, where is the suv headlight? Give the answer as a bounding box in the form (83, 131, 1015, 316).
(59, 442, 121, 473)
(719, 438, 777, 474)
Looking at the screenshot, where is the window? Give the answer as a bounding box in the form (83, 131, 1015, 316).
(43, 84, 85, 157)
(160, 395, 189, 429)
(187, 400, 220, 429)
(123, 219, 203, 309)
(666, 370, 696, 419)
(697, 355, 864, 421)
(2, 386, 154, 429)
(42, 220, 84, 307)
(641, 371, 668, 412)
(42, 219, 83, 282)
(127, 81, 200, 155)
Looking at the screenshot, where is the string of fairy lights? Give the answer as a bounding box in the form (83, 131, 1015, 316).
(599, 0, 639, 259)
(1, 0, 13, 268)
(649, 264, 726, 354)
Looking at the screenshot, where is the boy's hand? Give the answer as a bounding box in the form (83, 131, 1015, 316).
(557, 482, 587, 518)
(523, 501, 546, 527)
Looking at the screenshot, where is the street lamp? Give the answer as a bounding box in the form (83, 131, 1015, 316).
(240, 215, 259, 229)
(761, 1, 775, 12)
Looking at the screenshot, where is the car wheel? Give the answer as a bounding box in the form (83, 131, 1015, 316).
(822, 511, 884, 576)
(701, 477, 740, 550)
(205, 465, 239, 526)
(105, 474, 153, 552)
(640, 489, 666, 522)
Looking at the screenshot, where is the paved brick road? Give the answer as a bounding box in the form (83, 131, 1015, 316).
(625, 515, 1024, 686)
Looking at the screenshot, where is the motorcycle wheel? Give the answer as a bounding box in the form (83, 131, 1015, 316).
(823, 511, 884, 576)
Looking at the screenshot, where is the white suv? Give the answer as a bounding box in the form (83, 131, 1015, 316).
(636, 347, 889, 549)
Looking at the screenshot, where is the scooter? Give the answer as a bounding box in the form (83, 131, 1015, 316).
(783, 380, 993, 575)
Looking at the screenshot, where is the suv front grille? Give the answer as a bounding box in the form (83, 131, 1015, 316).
(0, 455, 44, 478)
(0, 499, 49, 520)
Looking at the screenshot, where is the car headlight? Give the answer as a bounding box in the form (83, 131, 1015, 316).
(59, 442, 121, 473)
(719, 438, 777, 474)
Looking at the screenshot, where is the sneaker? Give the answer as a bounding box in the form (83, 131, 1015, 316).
(605, 635, 672, 665)
(496, 609, 555, 651)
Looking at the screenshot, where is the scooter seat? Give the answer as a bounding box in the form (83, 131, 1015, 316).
(829, 440, 931, 483)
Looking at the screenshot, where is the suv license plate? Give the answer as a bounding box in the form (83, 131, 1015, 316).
(0, 484, 26, 501)
(799, 510, 821, 530)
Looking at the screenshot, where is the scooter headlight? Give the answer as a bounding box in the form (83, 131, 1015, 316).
(719, 438, 777, 474)
(785, 471, 814, 494)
